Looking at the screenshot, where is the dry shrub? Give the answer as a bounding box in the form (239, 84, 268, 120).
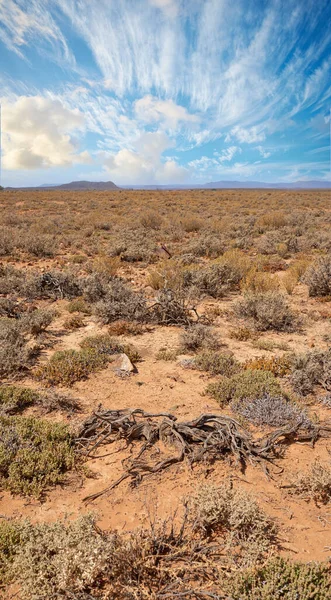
(244, 354, 292, 377)
(89, 254, 121, 277)
(304, 255, 331, 297)
(147, 260, 186, 291)
(32, 270, 82, 299)
(150, 288, 195, 325)
(180, 324, 220, 352)
(289, 349, 331, 396)
(156, 347, 180, 361)
(63, 314, 85, 330)
(94, 279, 148, 324)
(140, 209, 163, 229)
(253, 338, 290, 352)
(67, 297, 92, 315)
(0, 416, 74, 497)
(206, 369, 282, 406)
(255, 211, 287, 232)
(21, 233, 57, 257)
(234, 292, 297, 331)
(181, 215, 204, 232)
(0, 320, 36, 378)
(230, 326, 257, 341)
(228, 557, 331, 600)
(289, 460, 331, 504)
(190, 483, 277, 563)
(231, 394, 309, 427)
(107, 319, 145, 336)
(20, 307, 57, 335)
(192, 350, 240, 376)
(184, 234, 225, 258)
(241, 268, 279, 293)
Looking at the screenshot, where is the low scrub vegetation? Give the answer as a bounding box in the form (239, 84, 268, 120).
(231, 394, 309, 428)
(206, 369, 282, 406)
(304, 255, 331, 297)
(0, 416, 74, 497)
(190, 350, 240, 376)
(289, 460, 331, 504)
(180, 324, 220, 352)
(235, 291, 297, 331)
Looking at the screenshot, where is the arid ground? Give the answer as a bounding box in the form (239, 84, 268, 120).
(0, 189, 331, 598)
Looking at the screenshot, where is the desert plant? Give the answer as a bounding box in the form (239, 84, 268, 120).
(189, 483, 277, 563)
(34, 348, 107, 386)
(290, 349, 331, 396)
(231, 394, 309, 427)
(0, 319, 36, 378)
(289, 460, 331, 504)
(244, 354, 292, 377)
(241, 268, 279, 293)
(63, 314, 85, 330)
(227, 556, 331, 599)
(156, 347, 180, 361)
(20, 307, 56, 335)
(67, 297, 92, 315)
(304, 255, 331, 297)
(234, 291, 297, 331)
(192, 350, 240, 376)
(107, 320, 146, 336)
(206, 369, 282, 406)
(230, 326, 257, 341)
(180, 324, 220, 352)
(0, 416, 74, 497)
(94, 279, 148, 324)
(0, 385, 38, 414)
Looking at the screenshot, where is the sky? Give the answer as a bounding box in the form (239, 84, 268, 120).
(0, 0, 330, 187)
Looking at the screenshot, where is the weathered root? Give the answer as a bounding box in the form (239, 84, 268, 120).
(75, 408, 328, 503)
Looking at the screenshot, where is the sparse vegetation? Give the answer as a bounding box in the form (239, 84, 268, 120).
(206, 369, 282, 406)
(235, 291, 297, 331)
(180, 323, 220, 352)
(231, 394, 309, 427)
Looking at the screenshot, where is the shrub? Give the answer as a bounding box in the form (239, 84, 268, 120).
(21, 233, 57, 257)
(107, 320, 146, 336)
(95, 279, 148, 324)
(0, 385, 38, 414)
(0, 416, 74, 497)
(0, 320, 35, 378)
(289, 460, 331, 504)
(231, 394, 309, 428)
(140, 209, 163, 229)
(180, 324, 220, 352)
(189, 484, 277, 564)
(230, 326, 256, 341)
(234, 292, 297, 331)
(290, 349, 331, 396)
(241, 268, 279, 293)
(244, 354, 292, 377)
(80, 333, 123, 356)
(89, 254, 121, 277)
(67, 297, 92, 315)
(227, 557, 331, 599)
(206, 369, 282, 406)
(255, 211, 287, 232)
(34, 348, 107, 386)
(304, 255, 331, 297)
(29, 270, 82, 300)
(20, 307, 56, 335)
(150, 288, 194, 325)
(181, 215, 203, 232)
(156, 347, 180, 361)
(192, 350, 240, 376)
(63, 314, 85, 330)
(0, 519, 23, 584)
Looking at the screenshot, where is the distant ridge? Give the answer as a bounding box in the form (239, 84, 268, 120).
(4, 179, 330, 191)
(42, 180, 119, 190)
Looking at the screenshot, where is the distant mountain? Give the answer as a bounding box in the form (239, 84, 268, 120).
(41, 180, 119, 190)
(202, 180, 331, 189)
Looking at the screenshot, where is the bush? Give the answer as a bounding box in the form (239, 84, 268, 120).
(234, 292, 297, 331)
(289, 460, 331, 504)
(189, 484, 277, 564)
(290, 349, 331, 396)
(192, 350, 240, 376)
(95, 279, 148, 324)
(67, 297, 92, 315)
(230, 326, 256, 341)
(227, 556, 331, 599)
(63, 314, 85, 330)
(34, 348, 107, 386)
(206, 369, 282, 406)
(180, 324, 220, 352)
(0, 320, 35, 378)
(0, 519, 23, 584)
(107, 320, 146, 336)
(156, 347, 179, 361)
(20, 308, 56, 335)
(0, 416, 74, 497)
(32, 270, 82, 299)
(244, 354, 292, 377)
(0, 385, 38, 414)
(231, 394, 309, 428)
(304, 255, 331, 297)
(241, 268, 279, 294)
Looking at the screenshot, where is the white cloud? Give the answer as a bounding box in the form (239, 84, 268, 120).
(216, 146, 242, 162)
(103, 131, 187, 184)
(226, 126, 266, 144)
(256, 146, 271, 159)
(134, 95, 199, 129)
(2, 96, 92, 170)
(148, 0, 179, 18)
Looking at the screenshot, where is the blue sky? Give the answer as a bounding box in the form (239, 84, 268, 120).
(0, 0, 330, 186)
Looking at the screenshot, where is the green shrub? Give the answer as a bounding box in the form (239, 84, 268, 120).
(0, 519, 23, 584)
(0, 385, 38, 414)
(0, 416, 75, 497)
(67, 297, 92, 315)
(34, 348, 107, 386)
(206, 369, 282, 406)
(193, 350, 240, 376)
(227, 556, 331, 599)
(80, 333, 123, 356)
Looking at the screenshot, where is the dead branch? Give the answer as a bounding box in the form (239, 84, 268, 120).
(75, 409, 327, 504)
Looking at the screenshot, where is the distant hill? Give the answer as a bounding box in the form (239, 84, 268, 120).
(124, 180, 330, 190)
(41, 180, 119, 190)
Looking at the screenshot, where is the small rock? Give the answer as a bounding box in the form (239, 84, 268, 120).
(112, 353, 136, 375)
